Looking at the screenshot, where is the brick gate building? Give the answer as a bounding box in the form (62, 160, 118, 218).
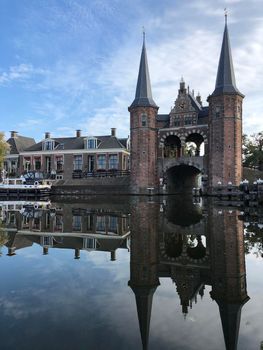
(129, 15, 244, 195)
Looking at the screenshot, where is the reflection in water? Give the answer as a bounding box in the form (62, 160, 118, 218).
(0, 197, 261, 350)
(128, 197, 250, 350)
(1, 201, 130, 260)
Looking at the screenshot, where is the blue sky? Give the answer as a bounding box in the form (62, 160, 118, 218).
(0, 0, 262, 141)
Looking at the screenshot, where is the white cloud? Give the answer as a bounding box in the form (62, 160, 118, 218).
(0, 64, 34, 84)
(1, 1, 262, 139)
(84, 4, 263, 137)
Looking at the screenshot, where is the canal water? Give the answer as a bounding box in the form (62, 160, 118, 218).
(0, 196, 262, 350)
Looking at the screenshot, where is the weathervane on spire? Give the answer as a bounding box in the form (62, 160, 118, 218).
(224, 8, 228, 24)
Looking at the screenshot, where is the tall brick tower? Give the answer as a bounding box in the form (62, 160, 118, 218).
(208, 14, 244, 189)
(128, 34, 159, 194)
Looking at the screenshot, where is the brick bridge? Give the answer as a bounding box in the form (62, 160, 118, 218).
(162, 156, 206, 174)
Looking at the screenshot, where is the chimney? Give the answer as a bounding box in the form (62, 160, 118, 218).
(10, 131, 18, 138)
(45, 132, 51, 139)
(76, 130, 81, 138)
(110, 251, 116, 261)
(74, 249, 80, 259)
(7, 247, 16, 256)
(111, 128, 116, 137)
(196, 93, 202, 106)
(180, 77, 185, 91)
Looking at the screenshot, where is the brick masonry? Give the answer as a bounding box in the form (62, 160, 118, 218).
(129, 106, 159, 194)
(208, 94, 243, 189)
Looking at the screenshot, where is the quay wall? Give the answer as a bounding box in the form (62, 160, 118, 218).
(51, 176, 131, 195)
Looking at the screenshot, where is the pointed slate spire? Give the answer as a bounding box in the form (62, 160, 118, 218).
(212, 14, 242, 96)
(130, 32, 157, 109)
(130, 285, 157, 350)
(217, 299, 249, 350)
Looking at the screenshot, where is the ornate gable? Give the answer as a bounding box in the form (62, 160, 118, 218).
(169, 80, 200, 128)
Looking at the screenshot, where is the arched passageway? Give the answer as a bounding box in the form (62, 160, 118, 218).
(166, 164, 201, 194)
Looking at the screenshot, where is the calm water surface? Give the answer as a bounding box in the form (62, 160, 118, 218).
(0, 196, 262, 350)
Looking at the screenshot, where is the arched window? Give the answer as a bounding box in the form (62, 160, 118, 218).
(164, 135, 181, 158)
(141, 114, 147, 127)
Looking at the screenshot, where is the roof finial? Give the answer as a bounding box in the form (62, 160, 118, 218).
(224, 8, 228, 24)
(142, 26, 146, 44)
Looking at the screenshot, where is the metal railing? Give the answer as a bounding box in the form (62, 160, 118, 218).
(72, 169, 130, 179)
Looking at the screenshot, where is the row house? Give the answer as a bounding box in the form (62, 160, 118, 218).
(18, 128, 130, 180)
(4, 131, 36, 177)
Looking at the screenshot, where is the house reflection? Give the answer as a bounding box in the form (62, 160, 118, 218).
(1, 202, 130, 260)
(129, 197, 249, 350)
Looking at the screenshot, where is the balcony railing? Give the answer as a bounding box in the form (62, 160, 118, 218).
(72, 169, 130, 179)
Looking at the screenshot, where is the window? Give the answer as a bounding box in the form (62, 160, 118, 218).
(43, 140, 54, 151)
(55, 215, 63, 232)
(109, 216, 118, 233)
(109, 154, 118, 170)
(215, 106, 220, 118)
(86, 138, 97, 149)
(41, 236, 53, 247)
(174, 117, 180, 127)
(34, 157, 41, 171)
(88, 155, 95, 172)
(23, 157, 31, 171)
(141, 114, 147, 127)
(11, 160, 17, 174)
(184, 115, 192, 125)
(73, 155, 83, 170)
(72, 215, 82, 231)
(97, 154, 106, 170)
(96, 216, 106, 231)
(55, 155, 63, 171)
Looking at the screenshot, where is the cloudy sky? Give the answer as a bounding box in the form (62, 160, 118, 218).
(0, 0, 262, 141)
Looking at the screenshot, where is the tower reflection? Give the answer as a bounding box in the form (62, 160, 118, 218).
(129, 197, 249, 350)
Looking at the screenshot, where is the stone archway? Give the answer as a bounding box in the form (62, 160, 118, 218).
(165, 164, 202, 194)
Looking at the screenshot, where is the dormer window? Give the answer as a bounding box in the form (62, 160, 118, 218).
(83, 237, 97, 250)
(43, 140, 55, 151)
(86, 137, 98, 149)
(41, 236, 53, 247)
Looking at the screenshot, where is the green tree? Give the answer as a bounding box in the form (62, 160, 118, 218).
(0, 133, 9, 168)
(244, 224, 263, 258)
(185, 142, 196, 156)
(243, 132, 263, 170)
